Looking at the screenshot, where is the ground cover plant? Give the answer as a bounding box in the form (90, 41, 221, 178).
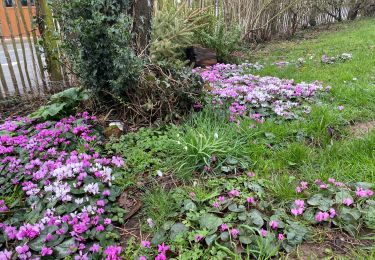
(0, 113, 130, 259)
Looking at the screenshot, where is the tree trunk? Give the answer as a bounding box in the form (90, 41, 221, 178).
(131, 0, 154, 56)
(36, 0, 63, 83)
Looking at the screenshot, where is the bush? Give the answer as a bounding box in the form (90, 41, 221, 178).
(196, 19, 242, 62)
(150, 5, 211, 66)
(111, 64, 203, 125)
(54, 0, 142, 96)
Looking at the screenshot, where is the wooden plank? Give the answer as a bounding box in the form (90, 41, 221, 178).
(11, 3, 33, 93)
(2, 1, 28, 95)
(18, 0, 46, 92)
(0, 24, 20, 95)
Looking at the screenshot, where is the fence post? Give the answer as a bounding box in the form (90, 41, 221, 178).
(36, 0, 63, 83)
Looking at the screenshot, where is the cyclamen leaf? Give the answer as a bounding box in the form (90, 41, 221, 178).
(169, 223, 188, 240)
(199, 213, 223, 232)
(249, 209, 264, 227)
(55, 238, 75, 258)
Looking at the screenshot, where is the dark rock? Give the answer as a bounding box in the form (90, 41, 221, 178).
(186, 46, 217, 68)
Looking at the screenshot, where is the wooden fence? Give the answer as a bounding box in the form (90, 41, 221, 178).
(0, 0, 69, 100)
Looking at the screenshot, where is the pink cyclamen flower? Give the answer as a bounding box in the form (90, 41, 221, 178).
(260, 228, 267, 237)
(220, 223, 228, 231)
(315, 211, 330, 222)
(90, 244, 101, 253)
(56, 228, 65, 235)
(141, 240, 151, 248)
(230, 228, 239, 238)
(45, 233, 53, 242)
(155, 254, 166, 260)
(296, 186, 302, 193)
(228, 189, 240, 197)
(278, 233, 285, 241)
(343, 198, 353, 206)
(300, 181, 308, 189)
(213, 202, 220, 208)
(246, 197, 255, 204)
(139, 257, 147, 260)
(0, 249, 12, 259)
(218, 196, 225, 203)
(367, 190, 374, 197)
(41, 247, 53, 256)
(294, 199, 305, 208)
(328, 178, 336, 183)
(104, 246, 122, 260)
(104, 218, 112, 225)
(96, 225, 105, 232)
(269, 220, 278, 230)
(356, 187, 368, 198)
(195, 234, 203, 242)
(329, 208, 336, 218)
(247, 172, 255, 178)
(157, 243, 170, 253)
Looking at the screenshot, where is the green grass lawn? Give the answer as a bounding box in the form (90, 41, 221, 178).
(109, 18, 375, 259)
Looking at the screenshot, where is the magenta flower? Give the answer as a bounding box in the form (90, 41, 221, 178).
(246, 197, 255, 204)
(155, 254, 167, 260)
(228, 189, 240, 197)
(104, 246, 122, 260)
(343, 198, 353, 206)
(230, 228, 239, 238)
(0, 249, 12, 260)
(329, 208, 336, 218)
(141, 240, 151, 248)
(220, 223, 229, 231)
(247, 172, 255, 178)
(315, 211, 330, 222)
(41, 247, 53, 256)
(368, 190, 374, 197)
(260, 228, 267, 237)
(213, 201, 220, 208)
(218, 196, 225, 203)
(195, 234, 203, 242)
(90, 244, 101, 253)
(278, 233, 285, 241)
(96, 225, 105, 232)
(45, 233, 53, 242)
(356, 187, 368, 198)
(139, 257, 147, 260)
(294, 199, 305, 208)
(104, 218, 112, 225)
(269, 220, 278, 230)
(157, 243, 170, 253)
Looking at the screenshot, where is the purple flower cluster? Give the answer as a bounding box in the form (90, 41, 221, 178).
(0, 113, 125, 259)
(194, 63, 330, 122)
